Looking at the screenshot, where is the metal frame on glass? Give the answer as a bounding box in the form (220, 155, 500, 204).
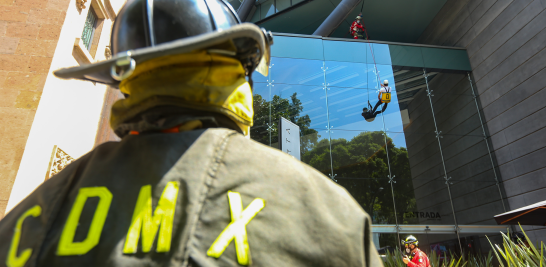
(252, 34, 509, 255)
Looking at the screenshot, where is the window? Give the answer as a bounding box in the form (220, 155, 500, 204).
(81, 8, 98, 51)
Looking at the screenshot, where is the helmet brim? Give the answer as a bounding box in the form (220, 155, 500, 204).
(53, 23, 270, 88)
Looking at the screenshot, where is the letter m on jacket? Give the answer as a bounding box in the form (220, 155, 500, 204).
(123, 182, 179, 253)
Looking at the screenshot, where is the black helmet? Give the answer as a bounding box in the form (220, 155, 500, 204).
(54, 0, 273, 87)
(402, 235, 418, 246)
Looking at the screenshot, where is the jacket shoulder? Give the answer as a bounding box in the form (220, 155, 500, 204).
(222, 131, 364, 212)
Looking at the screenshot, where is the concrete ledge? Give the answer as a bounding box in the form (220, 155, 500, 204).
(372, 224, 509, 234)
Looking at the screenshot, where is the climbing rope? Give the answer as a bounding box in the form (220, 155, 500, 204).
(359, 14, 383, 106)
(343, 0, 383, 107)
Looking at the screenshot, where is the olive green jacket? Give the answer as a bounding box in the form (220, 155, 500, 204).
(0, 128, 382, 267)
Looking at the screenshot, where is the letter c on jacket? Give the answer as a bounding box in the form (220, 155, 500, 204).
(7, 205, 42, 267)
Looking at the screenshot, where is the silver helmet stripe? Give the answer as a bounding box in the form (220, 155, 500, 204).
(146, 0, 156, 45)
(204, 0, 231, 30)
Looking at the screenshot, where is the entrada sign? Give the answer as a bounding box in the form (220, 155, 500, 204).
(404, 211, 441, 220)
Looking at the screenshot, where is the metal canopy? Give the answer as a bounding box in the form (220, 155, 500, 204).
(373, 225, 509, 234)
(254, 0, 448, 43)
(494, 200, 546, 225)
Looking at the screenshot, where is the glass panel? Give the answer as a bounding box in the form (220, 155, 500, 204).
(323, 40, 367, 63)
(389, 45, 425, 68)
(260, 0, 275, 18)
(326, 87, 393, 223)
(252, 67, 269, 83)
(367, 43, 392, 65)
(421, 47, 472, 71)
(267, 59, 331, 174)
(270, 57, 324, 86)
(396, 131, 456, 226)
(429, 73, 505, 226)
(270, 36, 324, 60)
(420, 233, 462, 258)
(368, 64, 395, 91)
(386, 69, 457, 226)
(276, 0, 290, 12)
(428, 73, 478, 136)
(391, 68, 429, 133)
(458, 232, 504, 260)
(271, 84, 330, 174)
(325, 61, 368, 89)
(250, 82, 272, 147)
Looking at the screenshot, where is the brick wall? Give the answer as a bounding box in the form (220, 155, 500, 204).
(417, 0, 546, 243)
(0, 0, 68, 218)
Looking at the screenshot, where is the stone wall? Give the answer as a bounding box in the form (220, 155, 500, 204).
(418, 0, 546, 243)
(0, 0, 68, 218)
(1, 0, 126, 217)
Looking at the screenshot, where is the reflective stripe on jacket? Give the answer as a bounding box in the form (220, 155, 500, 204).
(0, 128, 381, 267)
(407, 248, 430, 267)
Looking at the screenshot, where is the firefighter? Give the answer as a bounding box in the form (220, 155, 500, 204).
(0, 0, 382, 266)
(402, 235, 430, 267)
(350, 15, 365, 39)
(362, 80, 391, 122)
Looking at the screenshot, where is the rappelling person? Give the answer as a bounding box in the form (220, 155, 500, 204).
(0, 0, 382, 266)
(402, 235, 430, 267)
(362, 80, 391, 122)
(350, 14, 366, 39)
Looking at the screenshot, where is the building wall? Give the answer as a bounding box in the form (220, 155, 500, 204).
(1, 0, 126, 217)
(417, 0, 546, 243)
(0, 0, 69, 217)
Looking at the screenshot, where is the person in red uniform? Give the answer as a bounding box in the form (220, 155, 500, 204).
(350, 15, 365, 39)
(402, 235, 430, 267)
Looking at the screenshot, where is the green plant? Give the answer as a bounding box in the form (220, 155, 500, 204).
(383, 249, 468, 267)
(465, 251, 493, 267)
(383, 249, 406, 267)
(383, 226, 545, 267)
(487, 225, 545, 267)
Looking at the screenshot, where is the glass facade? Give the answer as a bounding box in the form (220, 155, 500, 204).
(251, 34, 509, 257)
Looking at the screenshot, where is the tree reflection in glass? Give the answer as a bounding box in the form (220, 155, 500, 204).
(251, 91, 418, 227)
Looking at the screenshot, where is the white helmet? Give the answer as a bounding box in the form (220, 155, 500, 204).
(383, 80, 389, 85)
(356, 16, 361, 20)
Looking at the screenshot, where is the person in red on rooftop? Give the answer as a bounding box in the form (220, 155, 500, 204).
(350, 15, 365, 39)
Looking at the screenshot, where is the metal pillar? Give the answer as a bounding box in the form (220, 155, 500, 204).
(312, 0, 362, 36)
(467, 73, 507, 213)
(237, 0, 255, 22)
(266, 65, 274, 146)
(423, 69, 464, 256)
(322, 63, 337, 182)
(375, 67, 401, 247)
